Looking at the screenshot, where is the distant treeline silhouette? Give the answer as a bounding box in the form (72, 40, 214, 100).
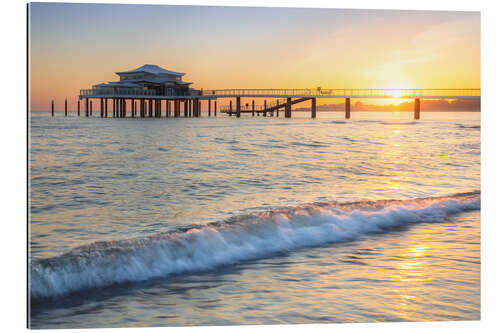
(294, 98, 480, 112)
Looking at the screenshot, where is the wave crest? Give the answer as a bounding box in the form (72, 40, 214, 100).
(30, 191, 480, 301)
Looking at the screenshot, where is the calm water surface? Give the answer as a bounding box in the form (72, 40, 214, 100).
(28, 111, 480, 328)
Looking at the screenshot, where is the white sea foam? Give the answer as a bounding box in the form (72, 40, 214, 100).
(29, 192, 480, 300)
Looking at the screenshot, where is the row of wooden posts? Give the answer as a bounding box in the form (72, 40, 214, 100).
(50, 98, 215, 118)
(50, 96, 421, 120)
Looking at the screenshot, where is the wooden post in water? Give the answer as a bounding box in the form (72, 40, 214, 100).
(252, 100, 255, 116)
(208, 99, 211, 117)
(90, 100, 93, 117)
(236, 97, 241, 118)
(140, 99, 144, 118)
(112, 98, 115, 117)
(174, 100, 180, 117)
(214, 100, 217, 116)
(51, 100, 54, 116)
(148, 99, 153, 117)
(188, 100, 191, 117)
(77, 100, 80, 116)
(100, 98, 103, 118)
(85, 98, 89, 117)
(311, 98, 316, 118)
(104, 98, 108, 118)
(414, 98, 420, 120)
(276, 99, 279, 117)
(263, 100, 267, 117)
(345, 97, 351, 119)
(64, 99, 68, 116)
(285, 97, 292, 118)
(199, 100, 202, 117)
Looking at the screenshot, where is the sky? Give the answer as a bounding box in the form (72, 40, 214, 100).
(29, 2, 480, 111)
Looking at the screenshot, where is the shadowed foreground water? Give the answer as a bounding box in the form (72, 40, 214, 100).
(28, 111, 480, 328)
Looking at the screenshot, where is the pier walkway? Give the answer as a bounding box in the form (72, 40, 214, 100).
(50, 88, 480, 120)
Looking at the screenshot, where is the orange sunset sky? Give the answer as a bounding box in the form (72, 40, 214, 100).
(29, 3, 480, 111)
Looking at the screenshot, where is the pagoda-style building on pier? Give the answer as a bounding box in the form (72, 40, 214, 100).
(88, 64, 195, 97)
(78, 64, 210, 118)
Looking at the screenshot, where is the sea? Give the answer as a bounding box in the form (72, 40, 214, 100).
(28, 111, 480, 328)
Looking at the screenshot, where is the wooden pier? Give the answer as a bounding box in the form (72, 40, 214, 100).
(47, 88, 476, 120)
(47, 88, 481, 119)
(48, 66, 479, 120)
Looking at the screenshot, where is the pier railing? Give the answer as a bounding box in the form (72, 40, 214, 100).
(202, 88, 481, 99)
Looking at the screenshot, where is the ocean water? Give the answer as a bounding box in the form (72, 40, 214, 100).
(28, 111, 480, 328)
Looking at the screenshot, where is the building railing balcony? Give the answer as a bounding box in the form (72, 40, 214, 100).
(79, 88, 201, 98)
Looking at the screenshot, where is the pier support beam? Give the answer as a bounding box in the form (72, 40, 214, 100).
(236, 97, 241, 118)
(90, 100, 93, 117)
(85, 98, 89, 117)
(184, 100, 188, 117)
(112, 99, 115, 117)
(175, 100, 180, 117)
(311, 98, 316, 118)
(229, 100, 233, 116)
(105, 98, 108, 118)
(252, 100, 255, 116)
(64, 99, 68, 116)
(208, 100, 211, 117)
(51, 100, 54, 116)
(140, 99, 144, 118)
(276, 99, 279, 117)
(285, 97, 292, 118)
(188, 100, 192, 117)
(131, 99, 135, 118)
(263, 100, 267, 117)
(123, 99, 127, 118)
(100, 98, 103, 118)
(345, 97, 351, 119)
(214, 100, 217, 116)
(77, 100, 80, 116)
(414, 98, 420, 120)
(149, 99, 153, 117)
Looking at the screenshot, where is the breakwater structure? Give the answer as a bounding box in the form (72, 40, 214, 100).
(49, 65, 480, 120)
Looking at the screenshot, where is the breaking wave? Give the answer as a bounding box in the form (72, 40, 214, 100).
(30, 191, 480, 301)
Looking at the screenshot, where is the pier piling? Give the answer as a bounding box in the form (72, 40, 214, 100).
(214, 100, 217, 116)
(252, 100, 255, 116)
(345, 97, 351, 119)
(90, 100, 93, 117)
(414, 98, 420, 120)
(285, 97, 292, 118)
(64, 99, 68, 116)
(236, 97, 241, 118)
(105, 98, 108, 117)
(174, 100, 180, 117)
(77, 100, 80, 116)
(51, 100, 54, 116)
(311, 98, 316, 118)
(85, 98, 89, 117)
(100, 98, 104, 118)
(208, 100, 211, 117)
